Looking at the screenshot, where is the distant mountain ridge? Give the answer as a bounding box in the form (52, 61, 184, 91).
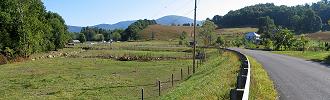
(67, 15, 202, 32)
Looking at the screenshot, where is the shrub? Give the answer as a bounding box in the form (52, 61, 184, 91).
(0, 54, 8, 65)
(4, 47, 14, 58)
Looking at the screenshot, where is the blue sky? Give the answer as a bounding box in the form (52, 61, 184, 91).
(42, 0, 320, 26)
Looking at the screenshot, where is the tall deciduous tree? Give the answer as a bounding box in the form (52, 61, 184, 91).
(199, 20, 217, 47)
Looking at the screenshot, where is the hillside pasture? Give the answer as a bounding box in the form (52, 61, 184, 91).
(138, 25, 195, 40)
(306, 31, 330, 42)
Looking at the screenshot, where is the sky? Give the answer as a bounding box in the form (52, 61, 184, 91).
(42, 0, 320, 26)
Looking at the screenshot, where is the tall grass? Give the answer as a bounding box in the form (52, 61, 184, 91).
(248, 57, 278, 100)
(161, 50, 241, 100)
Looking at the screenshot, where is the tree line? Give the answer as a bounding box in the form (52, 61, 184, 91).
(0, 0, 70, 58)
(75, 19, 156, 43)
(212, 0, 330, 34)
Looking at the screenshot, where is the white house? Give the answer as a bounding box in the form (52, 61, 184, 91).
(245, 32, 260, 40)
(245, 32, 261, 43)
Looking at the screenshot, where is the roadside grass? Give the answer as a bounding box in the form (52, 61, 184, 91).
(161, 50, 241, 100)
(0, 58, 191, 99)
(272, 51, 330, 62)
(248, 56, 278, 100)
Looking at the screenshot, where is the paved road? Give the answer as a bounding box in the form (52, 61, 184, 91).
(231, 48, 330, 100)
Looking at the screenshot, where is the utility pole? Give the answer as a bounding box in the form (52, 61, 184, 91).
(193, 0, 197, 74)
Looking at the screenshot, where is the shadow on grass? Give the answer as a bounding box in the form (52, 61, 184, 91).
(308, 59, 330, 68)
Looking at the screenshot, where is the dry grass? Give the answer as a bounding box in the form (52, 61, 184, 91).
(139, 25, 258, 41)
(138, 25, 196, 40)
(306, 31, 330, 42)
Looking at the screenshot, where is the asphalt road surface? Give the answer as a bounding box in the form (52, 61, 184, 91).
(231, 48, 330, 100)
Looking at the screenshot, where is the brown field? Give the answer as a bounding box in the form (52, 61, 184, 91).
(307, 31, 330, 42)
(138, 25, 196, 40)
(139, 25, 258, 41)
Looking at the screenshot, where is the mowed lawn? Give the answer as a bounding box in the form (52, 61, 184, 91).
(0, 57, 190, 99)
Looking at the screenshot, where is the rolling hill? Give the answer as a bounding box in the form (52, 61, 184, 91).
(67, 15, 202, 32)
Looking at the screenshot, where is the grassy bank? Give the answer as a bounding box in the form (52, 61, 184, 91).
(161, 50, 241, 100)
(272, 51, 330, 62)
(248, 57, 278, 100)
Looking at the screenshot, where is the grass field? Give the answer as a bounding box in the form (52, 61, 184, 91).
(248, 57, 278, 100)
(0, 41, 196, 99)
(272, 51, 330, 62)
(0, 40, 246, 99)
(161, 50, 241, 99)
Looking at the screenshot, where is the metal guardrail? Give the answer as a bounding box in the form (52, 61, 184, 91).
(226, 49, 251, 100)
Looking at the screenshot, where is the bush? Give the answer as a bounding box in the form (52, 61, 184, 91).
(4, 47, 14, 58)
(0, 54, 8, 65)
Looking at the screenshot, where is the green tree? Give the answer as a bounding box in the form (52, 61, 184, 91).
(111, 31, 121, 41)
(78, 33, 86, 43)
(216, 36, 224, 47)
(122, 19, 157, 41)
(263, 39, 273, 50)
(199, 20, 217, 47)
(179, 31, 188, 45)
(258, 16, 276, 39)
(273, 29, 295, 50)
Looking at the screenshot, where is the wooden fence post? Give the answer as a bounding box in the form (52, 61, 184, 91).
(158, 80, 161, 96)
(181, 69, 183, 80)
(171, 74, 174, 87)
(141, 88, 144, 100)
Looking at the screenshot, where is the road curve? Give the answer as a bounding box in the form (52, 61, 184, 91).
(230, 48, 330, 100)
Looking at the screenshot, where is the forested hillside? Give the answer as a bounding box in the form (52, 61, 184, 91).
(0, 0, 69, 58)
(212, 0, 330, 34)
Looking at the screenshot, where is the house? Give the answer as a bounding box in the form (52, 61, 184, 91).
(245, 32, 261, 43)
(72, 40, 81, 43)
(245, 32, 260, 40)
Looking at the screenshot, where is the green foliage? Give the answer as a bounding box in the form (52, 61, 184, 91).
(272, 29, 295, 50)
(95, 34, 105, 42)
(178, 31, 188, 45)
(216, 36, 225, 47)
(214, 3, 325, 33)
(258, 16, 276, 39)
(0, 0, 69, 57)
(81, 27, 111, 41)
(263, 39, 274, 50)
(199, 20, 217, 47)
(122, 19, 157, 41)
(111, 31, 121, 41)
(78, 33, 86, 43)
(4, 47, 14, 58)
